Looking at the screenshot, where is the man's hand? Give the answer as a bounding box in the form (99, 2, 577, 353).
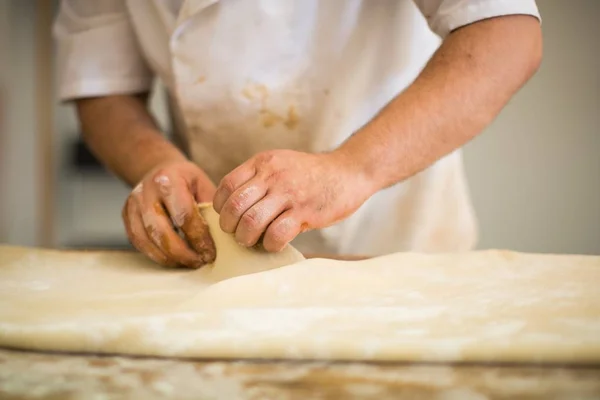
(75, 95, 218, 267)
(122, 160, 217, 268)
(213, 149, 375, 252)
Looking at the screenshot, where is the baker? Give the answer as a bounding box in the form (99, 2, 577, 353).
(54, 0, 541, 267)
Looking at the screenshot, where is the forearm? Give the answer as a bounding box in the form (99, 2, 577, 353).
(76, 94, 187, 187)
(337, 15, 542, 191)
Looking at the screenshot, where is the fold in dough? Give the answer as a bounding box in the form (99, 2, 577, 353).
(0, 205, 599, 364)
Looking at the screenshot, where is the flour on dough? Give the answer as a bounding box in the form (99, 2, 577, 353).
(0, 215, 599, 364)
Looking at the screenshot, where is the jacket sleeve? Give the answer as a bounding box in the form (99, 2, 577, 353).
(53, 0, 154, 101)
(412, 0, 541, 38)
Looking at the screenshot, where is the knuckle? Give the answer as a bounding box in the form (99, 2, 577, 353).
(219, 176, 236, 194)
(152, 171, 172, 192)
(240, 210, 260, 230)
(265, 170, 285, 183)
(255, 150, 278, 167)
(225, 196, 245, 215)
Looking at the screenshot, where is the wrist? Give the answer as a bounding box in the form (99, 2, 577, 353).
(130, 136, 188, 186)
(328, 144, 380, 199)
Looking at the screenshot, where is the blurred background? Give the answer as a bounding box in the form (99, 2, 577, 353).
(0, 0, 598, 255)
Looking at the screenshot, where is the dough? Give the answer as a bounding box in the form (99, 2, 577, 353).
(186, 203, 306, 281)
(0, 205, 599, 364)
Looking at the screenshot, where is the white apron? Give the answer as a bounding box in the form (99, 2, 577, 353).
(148, 0, 478, 255)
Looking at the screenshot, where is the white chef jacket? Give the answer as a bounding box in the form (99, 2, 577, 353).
(54, 0, 541, 256)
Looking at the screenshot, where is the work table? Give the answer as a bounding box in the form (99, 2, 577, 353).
(1, 347, 599, 399)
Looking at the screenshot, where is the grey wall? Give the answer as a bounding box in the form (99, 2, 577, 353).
(0, 0, 40, 246)
(0, 0, 7, 242)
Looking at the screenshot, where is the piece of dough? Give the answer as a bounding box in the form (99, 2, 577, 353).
(191, 203, 306, 280)
(0, 206, 599, 364)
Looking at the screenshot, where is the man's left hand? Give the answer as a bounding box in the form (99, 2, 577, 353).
(213, 149, 374, 252)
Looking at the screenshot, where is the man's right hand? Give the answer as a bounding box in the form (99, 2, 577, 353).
(122, 160, 218, 268)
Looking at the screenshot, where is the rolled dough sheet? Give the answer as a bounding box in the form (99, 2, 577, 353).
(0, 206, 599, 364)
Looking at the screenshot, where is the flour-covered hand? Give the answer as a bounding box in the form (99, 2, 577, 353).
(122, 160, 217, 268)
(213, 150, 375, 252)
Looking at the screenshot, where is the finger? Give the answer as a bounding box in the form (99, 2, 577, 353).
(185, 169, 217, 204)
(191, 178, 217, 204)
(154, 172, 216, 265)
(219, 178, 268, 234)
(213, 163, 256, 213)
(122, 197, 175, 267)
(235, 194, 289, 247)
(262, 209, 303, 253)
(181, 205, 217, 265)
(139, 197, 203, 268)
